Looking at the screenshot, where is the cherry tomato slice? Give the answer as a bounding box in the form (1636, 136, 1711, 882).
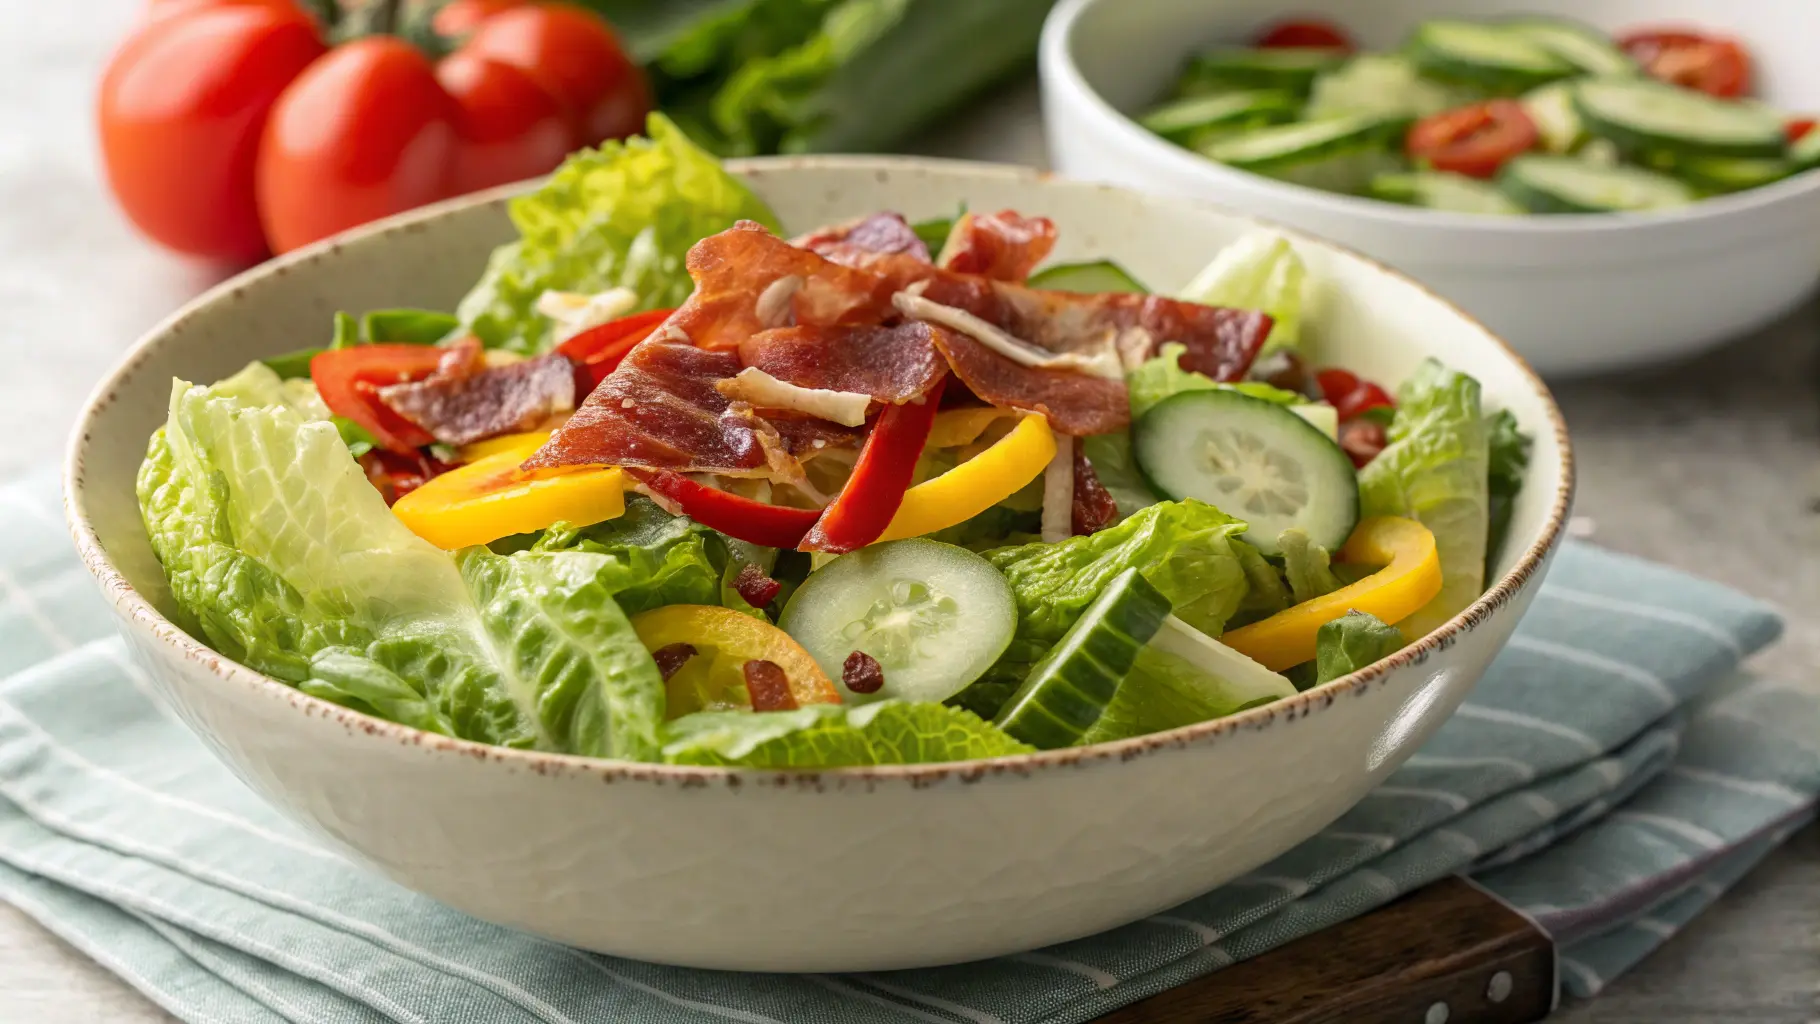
(1314, 368, 1359, 404)
(1788, 119, 1815, 143)
(1339, 419, 1387, 469)
(1618, 29, 1751, 98)
(1255, 18, 1354, 52)
(555, 308, 675, 395)
(1332, 381, 1394, 422)
(1407, 101, 1538, 180)
(462, 3, 650, 146)
(311, 345, 447, 454)
(436, 49, 573, 195)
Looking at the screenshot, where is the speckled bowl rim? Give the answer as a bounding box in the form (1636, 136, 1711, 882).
(64, 154, 1575, 788)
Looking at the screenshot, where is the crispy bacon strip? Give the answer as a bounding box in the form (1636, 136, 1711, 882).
(928, 325, 1129, 436)
(794, 212, 931, 266)
(937, 211, 1057, 281)
(1071, 448, 1119, 536)
(664, 221, 896, 351)
(376, 340, 575, 447)
(740, 322, 945, 405)
(763, 412, 867, 458)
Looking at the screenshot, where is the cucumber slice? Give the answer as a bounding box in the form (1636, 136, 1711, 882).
(1026, 260, 1149, 294)
(1307, 54, 1472, 121)
(779, 539, 1016, 705)
(1523, 82, 1586, 154)
(1291, 403, 1339, 440)
(1574, 78, 1787, 158)
(1133, 388, 1359, 556)
(1202, 115, 1407, 193)
(1408, 20, 1576, 93)
(1674, 155, 1794, 193)
(1502, 18, 1636, 77)
(1500, 154, 1695, 213)
(1370, 171, 1526, 215)
(1791, 127, 1820, 171)
(1139, 89, 1300, 143)
(1578, 138, 1622, 167)
(1187, 47, 1349, 96)
(993, 568, 1171, 749)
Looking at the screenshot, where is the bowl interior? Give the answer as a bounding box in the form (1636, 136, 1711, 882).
(71, 158, 1568, 683)
(1064, 0, 1820, 117)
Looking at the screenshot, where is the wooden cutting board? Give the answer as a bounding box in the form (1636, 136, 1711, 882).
(1092, 878, 1557, 1023)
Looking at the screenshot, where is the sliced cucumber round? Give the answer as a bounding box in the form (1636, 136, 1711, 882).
(1201, 115, 1407, 194)
(1573, 78, 1787, 159)
(1408, 20, 1576, 93)
(1370, 171, 1525, 216)
(1307, 54, 1471, 121)
(993, 568, 1171, 749)
(779, 539, 1015, 705)
(1674, 155, 1794, 194)
(1500, 154, 1695, 213)
(1522, 82, 1587, 154)
(1791, 127, 1820, 172)
(1187, 47, 1349, 96)
(1133, 388, 1359, 556)
(1501, 18, 1636, 77)
(1026, 260, 1149, 295)
(1138, 89, 1300, 143)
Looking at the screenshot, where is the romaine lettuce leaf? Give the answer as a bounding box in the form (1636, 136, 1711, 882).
(1127, 343, 1302, 421)
(533, 497, 779, 618)
(1080, 434, 1159, 523)
(1177, 231, 1308, 354)
(1359, 359, 1490, 639)
(454, 113, 780, 353)
(1314, 611, 1404, 684)
(138, 371, 665, 759)
(662, 700, 1033, 765)
(1229, 538, 1289, 628)
(1279, 527, 1343, 604)
(1484, 408, 1532, 578)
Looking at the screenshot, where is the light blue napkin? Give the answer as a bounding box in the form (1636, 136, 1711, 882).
(1, 466, 1814, 1023)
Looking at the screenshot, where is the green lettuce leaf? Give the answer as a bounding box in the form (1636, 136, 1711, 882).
(1229, 538, 1289, 628)
(1485, 408, 1532, 578)
(1315, 611, 1405, 684)
(952, 501, 1252, 719)
(138, 370, 665, 759)
(1279, 528, 1343, 604)
(533, 497, 727, 613)
(1359, 359, 1490, 639)
(360, 308, 459, 344)
(1177, 230, 1308, 354)
(662, 700, 1033, 765)
(1128, 343, 1302, 420)
(454, 113, 780, 353)
(1080, 434, 1159, 523)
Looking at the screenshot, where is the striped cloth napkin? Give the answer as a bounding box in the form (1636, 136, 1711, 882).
(0, 466, 1815, 1024)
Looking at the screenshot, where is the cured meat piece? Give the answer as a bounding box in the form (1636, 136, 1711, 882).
(1071, 448, 1119, 536)
(663, 221, 896, 351)
(794, 212, 931, 266)
(927, 325, 1129, 436)
(739, 322, 945, 406)
(936, 210, 1057, 281)
(376, 342, 574, 447)
(764, 412, 867, 458)
(523, 337, 793, 477)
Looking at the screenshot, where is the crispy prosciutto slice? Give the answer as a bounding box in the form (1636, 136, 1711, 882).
(936, 211, 1057, 281)
(523, 336, 795, 478)
(1071, 448, 1119, 535)
(793, 212, 931, 266)
(739, 322, 945, 406)
(663, 221, 896, 351)
(376, 338, 575, 447)
(928, 326, 1130, 436)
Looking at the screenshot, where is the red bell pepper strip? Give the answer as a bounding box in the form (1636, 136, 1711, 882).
(629, 469, 822, 549)
(556, 308, 675, 397)
(801, 376, 946, 553)
(310, 344, 448, 454)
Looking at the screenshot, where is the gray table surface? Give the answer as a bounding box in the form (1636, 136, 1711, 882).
(1, 4, 1814, 1021)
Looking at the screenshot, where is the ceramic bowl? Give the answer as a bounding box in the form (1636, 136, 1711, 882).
(1040, 0, 1820, 377)
(65, 157, 1573, 972)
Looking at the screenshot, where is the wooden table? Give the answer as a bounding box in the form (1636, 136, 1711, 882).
(1, 4, 1813, 1020)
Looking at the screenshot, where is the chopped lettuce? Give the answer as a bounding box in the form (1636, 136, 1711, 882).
(1177, 231, 1308, 354)
(1080, 434, 1159, 523)
(1485, 408, 1532, 578)
(454, 113, 780, 353)
(359, 308, 459, 344)
(1359, 359, 1490, 639)
(1314, 611, 1405, 684)
(533, 497, 729, 613)
(954, 501, 1252, 719)
(1229, 538, 1290, 628)
(1279, 528, 1343, 604)
(662, 700, 1033, 765)
(1127, 343, 1303, 420)
(137, 369, 666, 759)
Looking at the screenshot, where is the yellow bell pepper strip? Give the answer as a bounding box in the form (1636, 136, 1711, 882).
(925, 406, 1018, 450)
(1219, 516, 1443, 671)
(392, 434, 624, 550)
(874, 413, 1056, 542)
(456, 429, 553, 464)
(630, 605, 842, 716)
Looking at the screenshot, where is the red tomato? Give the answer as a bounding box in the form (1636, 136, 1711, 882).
(1314, 368, 1359, 404)
(257, 37, 459, 254)
(361, 449, 455, 505)
(1332, 381, 1394, 422)
(1339, 420, 1387, 468)
(1254, 18, 1354, 52)
(99, 1, 326, 260)
(433, 0, 526, 37)
(1618, 29, 1751, 98)
(463, 3, 649, 146)
(310, 344, 447, 454)
(1408, 101, 1538, 179)
(1788, 119, 1815, 143)
(436, 49, 573, 195)
(556, 308, 675, 394)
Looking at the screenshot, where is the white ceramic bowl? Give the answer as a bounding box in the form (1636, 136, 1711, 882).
(66, 157, 1572, 972)
(1041, 0, 1820, 377)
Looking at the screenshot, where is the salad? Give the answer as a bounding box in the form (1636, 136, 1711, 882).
(1139, 16, 1819, 215)
(136, 115, 1531, 768)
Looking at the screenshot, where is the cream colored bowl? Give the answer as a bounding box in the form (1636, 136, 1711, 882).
(65, 157, 1572, 972)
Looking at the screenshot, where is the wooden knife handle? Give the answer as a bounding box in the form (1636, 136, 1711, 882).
(1093, 877, 1555, 1024)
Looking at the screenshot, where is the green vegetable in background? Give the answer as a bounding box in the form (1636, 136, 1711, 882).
(260, 307, 453, 380)
(1314, 611, 1405, 684)
(137, 366, 666, 760)
(455, 113, 780, 353)
(1359, 359, 1490, 639)
(1279, 527, 1343, 604)
(662, 700, 1034, 766)
(1176, 230, 1309, 354)
(1484, 408, 1532, 578)
(1127, 343, 1304, 420)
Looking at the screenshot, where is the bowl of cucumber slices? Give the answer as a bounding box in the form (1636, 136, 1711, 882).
(1041, 0, 1820, 375)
